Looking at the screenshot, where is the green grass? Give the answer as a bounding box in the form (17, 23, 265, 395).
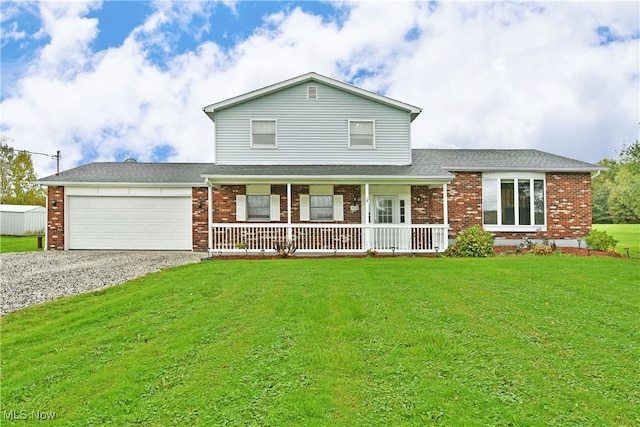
(593, 224, 640, 259)
(2, 257, 639, 426)
(0, 235, 44, 253)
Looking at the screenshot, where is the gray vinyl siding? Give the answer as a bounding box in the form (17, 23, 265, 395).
(214, 82, 412, 165)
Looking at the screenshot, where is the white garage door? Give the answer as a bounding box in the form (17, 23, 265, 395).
(68, 196, 192, 250)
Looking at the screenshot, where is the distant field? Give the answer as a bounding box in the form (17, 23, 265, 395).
(593, 224, 640, 258)
(0, 235, 43, 253)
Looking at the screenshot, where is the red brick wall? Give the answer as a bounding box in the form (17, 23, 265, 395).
(545, 172, 593, 240)
(446, 172, 483, 238)
(47, 186, 65, 250)
(412, 185, 445, 224)
(445, 172, 594, 241)
(192, 187, 209, 252)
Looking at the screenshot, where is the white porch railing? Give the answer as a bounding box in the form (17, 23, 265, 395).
(210, 223, 449, 254)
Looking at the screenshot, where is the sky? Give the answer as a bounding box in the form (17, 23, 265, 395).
(1, 1, 639, 179)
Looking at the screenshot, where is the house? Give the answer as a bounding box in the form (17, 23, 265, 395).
(37, 72, 603, 254)
(0, 204, 46, 236)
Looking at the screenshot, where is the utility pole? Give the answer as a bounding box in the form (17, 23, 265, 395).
(21, 150, 61, 175)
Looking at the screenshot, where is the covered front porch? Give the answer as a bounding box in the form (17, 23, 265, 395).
(210, 223, 449, 255)
(202, 170, 452, 256)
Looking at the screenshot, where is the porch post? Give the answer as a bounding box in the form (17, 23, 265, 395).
(207, 184, 213, 257)
(364, 183, 371, 249)
(287, 183, 292, 241)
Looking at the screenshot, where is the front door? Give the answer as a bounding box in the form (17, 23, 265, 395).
(373, 196, 401, 249)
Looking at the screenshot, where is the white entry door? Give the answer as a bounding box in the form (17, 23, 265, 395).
(373, 196, 400, 249)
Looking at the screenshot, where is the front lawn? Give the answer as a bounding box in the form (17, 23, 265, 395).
(1, 257, 638, 426)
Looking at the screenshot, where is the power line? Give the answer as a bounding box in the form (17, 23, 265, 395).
(20, 150, 61, 175)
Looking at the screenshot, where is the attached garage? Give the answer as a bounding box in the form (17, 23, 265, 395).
(66, 187, 192, 250)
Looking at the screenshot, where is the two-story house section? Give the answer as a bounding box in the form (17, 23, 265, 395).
(203, 72, 421, 166)
(38, 72, 603, 253)
(201, 73, 453, 253)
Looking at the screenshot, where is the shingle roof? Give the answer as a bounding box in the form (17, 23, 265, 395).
(37, 163, 214, 185)
(37, 149, 603, 185)
(415, 149, 604, 172)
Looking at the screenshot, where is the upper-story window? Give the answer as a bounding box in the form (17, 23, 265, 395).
(307, 86, 318, 100)
(251, 120, 277, 148)
(349, 120, 375, 149)
(482, 173, 546, 231)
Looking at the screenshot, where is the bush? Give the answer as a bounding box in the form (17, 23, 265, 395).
(444, 225, 494, 257)
(584, 229, 618, 251)
(528, 245, 555, 256)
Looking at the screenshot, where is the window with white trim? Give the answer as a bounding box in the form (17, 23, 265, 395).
(251, 120, 277, 148)
(236, 185, 280, 221)
(299, 185, 344, 222)
(308, 86, 318, 100)
(349, 120, 375, 148)
(310, 195, 333, 221)
(247, 195, 270, 221)
(482, 173, 546, 230)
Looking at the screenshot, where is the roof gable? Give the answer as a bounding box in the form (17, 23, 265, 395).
(202, 72, 422, 122)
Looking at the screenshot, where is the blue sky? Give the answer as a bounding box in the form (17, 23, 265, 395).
(1, 1, 638, 178)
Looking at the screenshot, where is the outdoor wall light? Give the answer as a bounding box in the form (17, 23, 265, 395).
(51, 198, 57, 207)
(352, 196, 359, 204)
(416, 196, 422, 203)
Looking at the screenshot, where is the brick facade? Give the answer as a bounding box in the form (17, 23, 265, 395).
(445, 171, 593, 242)
(44, 173, 594, 251)
(192, 187, 209, 252)
(47, 186, 65, 250)
(412, 185, 445, 225)
(545, 172, 593, 241)
(446, 172, 483, 238)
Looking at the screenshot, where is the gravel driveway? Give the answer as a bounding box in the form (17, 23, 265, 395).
(1, 251, 205, 316)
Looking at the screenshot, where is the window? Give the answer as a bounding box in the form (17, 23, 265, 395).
(308, 86, 318, 100)
(299, 186, 344, 222)
(349, 120, 375, 148)
(251, 120, 276, 147)
(310, 196, 333, 220)
(482, 174, 546, 230)
(236, 186, 280, 221)
(247, 195, 270, 221)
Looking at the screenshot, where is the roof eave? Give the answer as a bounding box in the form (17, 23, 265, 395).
(37, 181, 204, 187)
(442, 166, 605, 173)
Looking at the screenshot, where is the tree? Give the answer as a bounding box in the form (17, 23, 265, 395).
(0, 136, 46, 206)
(592, 140, 640, 224)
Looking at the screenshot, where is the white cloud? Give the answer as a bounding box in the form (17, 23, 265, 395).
(0, 1, 637, 178)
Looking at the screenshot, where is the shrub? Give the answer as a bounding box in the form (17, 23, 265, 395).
(584, 230, 618, 252)
(528, 245, 555, 256)
(444, 225, 494, 257)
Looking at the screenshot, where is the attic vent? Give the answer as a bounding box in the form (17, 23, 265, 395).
(308, 86, 317, 100)
(123, 158, 137, 163)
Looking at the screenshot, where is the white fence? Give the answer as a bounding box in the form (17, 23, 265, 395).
(210, 223, 449, 254)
